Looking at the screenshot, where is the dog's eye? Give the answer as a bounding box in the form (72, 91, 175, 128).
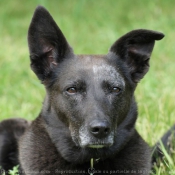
(112, 87, 121, 93)
(66, 87, 77, 94)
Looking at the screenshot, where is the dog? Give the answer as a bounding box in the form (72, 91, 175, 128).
(0, 6, 166, 175)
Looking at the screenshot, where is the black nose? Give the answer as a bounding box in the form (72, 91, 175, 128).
(89, 120, 111, 139)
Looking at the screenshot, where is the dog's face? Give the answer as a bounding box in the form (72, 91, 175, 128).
(28, 6, 164, 160)
(50, 54, 132, 148)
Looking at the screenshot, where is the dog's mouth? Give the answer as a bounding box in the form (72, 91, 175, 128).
(87, 143, 112, 149)
(77, 136, 114, 149)
(88, 145, 105, 148)
(72, 134, 114, 148)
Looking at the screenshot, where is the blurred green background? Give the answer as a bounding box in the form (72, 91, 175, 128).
(0, 0, 174, 160)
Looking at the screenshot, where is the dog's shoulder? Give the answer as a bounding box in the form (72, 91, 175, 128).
(99, 130, 151, 173)
(117, 130, 151, 170)
(19, 115, 64, 174)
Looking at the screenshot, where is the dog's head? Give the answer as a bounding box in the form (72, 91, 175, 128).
(28, 6, 164, 161)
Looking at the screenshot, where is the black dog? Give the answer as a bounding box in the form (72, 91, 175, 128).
(1, 6, 166, 175)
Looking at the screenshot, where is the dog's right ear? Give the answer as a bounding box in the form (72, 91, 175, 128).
(28, 6, 74, 82)
(109, 29, 164, 83)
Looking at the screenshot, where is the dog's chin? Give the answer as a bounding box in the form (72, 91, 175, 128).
(58, 135, 117, 164)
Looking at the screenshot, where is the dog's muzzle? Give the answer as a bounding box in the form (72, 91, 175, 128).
(77, 120, 114, 148)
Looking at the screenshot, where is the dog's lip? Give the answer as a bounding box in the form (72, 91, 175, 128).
(87, 143, 112, 149)
(88, 145, 105, 148)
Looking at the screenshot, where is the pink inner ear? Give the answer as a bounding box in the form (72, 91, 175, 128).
(128, 43, 152, 58)
(48, 52, 57, 66)
(45, 47, 58, 66)
(41, 40, 58, 66)
(43, 45, 53, 53)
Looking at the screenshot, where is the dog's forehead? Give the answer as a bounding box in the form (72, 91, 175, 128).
(78, 55, 118, 72)
(57, 55, 125, 87)
(76, 55, 125, 84)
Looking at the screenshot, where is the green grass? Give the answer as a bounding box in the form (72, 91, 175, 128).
(0, 0, 175, 174)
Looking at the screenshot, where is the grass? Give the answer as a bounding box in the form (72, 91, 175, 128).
(0, 0, 175, 174)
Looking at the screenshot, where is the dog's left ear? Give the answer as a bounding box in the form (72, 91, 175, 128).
(109, 29, 164, 82)
(28, 6, 74, 83)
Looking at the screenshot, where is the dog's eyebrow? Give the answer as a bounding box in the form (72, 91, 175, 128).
(102, 80, 124, 87)
(64, 79, 86, 86)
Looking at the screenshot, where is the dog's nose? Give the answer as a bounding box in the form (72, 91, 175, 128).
(89, 120, 111, 139)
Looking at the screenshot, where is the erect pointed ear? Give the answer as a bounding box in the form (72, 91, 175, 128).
(28, 6, 74, 83)
(109, 29, 164, 83)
